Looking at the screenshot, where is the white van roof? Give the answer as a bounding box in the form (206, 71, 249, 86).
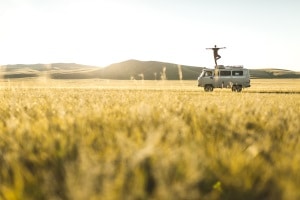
(216, 65, 244, 69)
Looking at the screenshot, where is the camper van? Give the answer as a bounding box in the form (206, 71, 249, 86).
(197, 65, 251, 92)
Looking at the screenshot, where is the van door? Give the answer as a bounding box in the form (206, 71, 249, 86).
(213, 69, 220, 87)
(232, 70, 246, 86)
(214, 70, 231, 88)
(202, 70, 214, 86)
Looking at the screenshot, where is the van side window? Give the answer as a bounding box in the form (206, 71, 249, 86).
(220, 71, 231, 76)
(204, 71, 213, 77)
(232, 71, 243, 76)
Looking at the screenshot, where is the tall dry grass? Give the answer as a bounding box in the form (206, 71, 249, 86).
(0, 79, 299, 200)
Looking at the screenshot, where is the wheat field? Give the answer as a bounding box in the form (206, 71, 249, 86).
(0, 78, 300, 200)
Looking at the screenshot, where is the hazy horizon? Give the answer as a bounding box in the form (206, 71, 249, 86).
(2, 59, 300, 73)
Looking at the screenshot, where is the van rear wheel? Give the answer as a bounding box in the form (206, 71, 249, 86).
(204, 85, 213, 92)
(232, 85, 242, 92)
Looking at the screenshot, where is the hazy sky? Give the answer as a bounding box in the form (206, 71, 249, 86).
(1, 0, 299, 70)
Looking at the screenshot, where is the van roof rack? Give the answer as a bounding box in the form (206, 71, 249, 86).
(216, 65, 225, 69)
(225, 65, 244, 69)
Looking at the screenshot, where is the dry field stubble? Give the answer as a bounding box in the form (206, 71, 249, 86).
(0, 78, 299, 200)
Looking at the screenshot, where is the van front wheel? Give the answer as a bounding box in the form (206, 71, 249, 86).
(204, 85, 214, 92)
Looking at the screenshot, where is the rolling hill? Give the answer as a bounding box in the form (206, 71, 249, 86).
(1, 60, 299, 80)
(99, 60, 202, 80)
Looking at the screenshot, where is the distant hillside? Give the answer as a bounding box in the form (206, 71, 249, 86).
(1, 61, 299, 80)
(249, 69, 300, 79)
(1, 63, 100, 79)
(100, 60, 202, 80)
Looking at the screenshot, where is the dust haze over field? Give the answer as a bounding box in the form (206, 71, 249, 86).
(0, 78, 300, 199)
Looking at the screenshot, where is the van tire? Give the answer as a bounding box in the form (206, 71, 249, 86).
(232, 85, 242, 92)
(204, 85, 214, 92)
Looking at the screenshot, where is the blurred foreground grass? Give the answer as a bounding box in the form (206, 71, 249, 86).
(0, 79, 300, 200)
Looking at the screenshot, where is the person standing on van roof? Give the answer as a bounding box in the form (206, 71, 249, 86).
(206, 45, 226, 67)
